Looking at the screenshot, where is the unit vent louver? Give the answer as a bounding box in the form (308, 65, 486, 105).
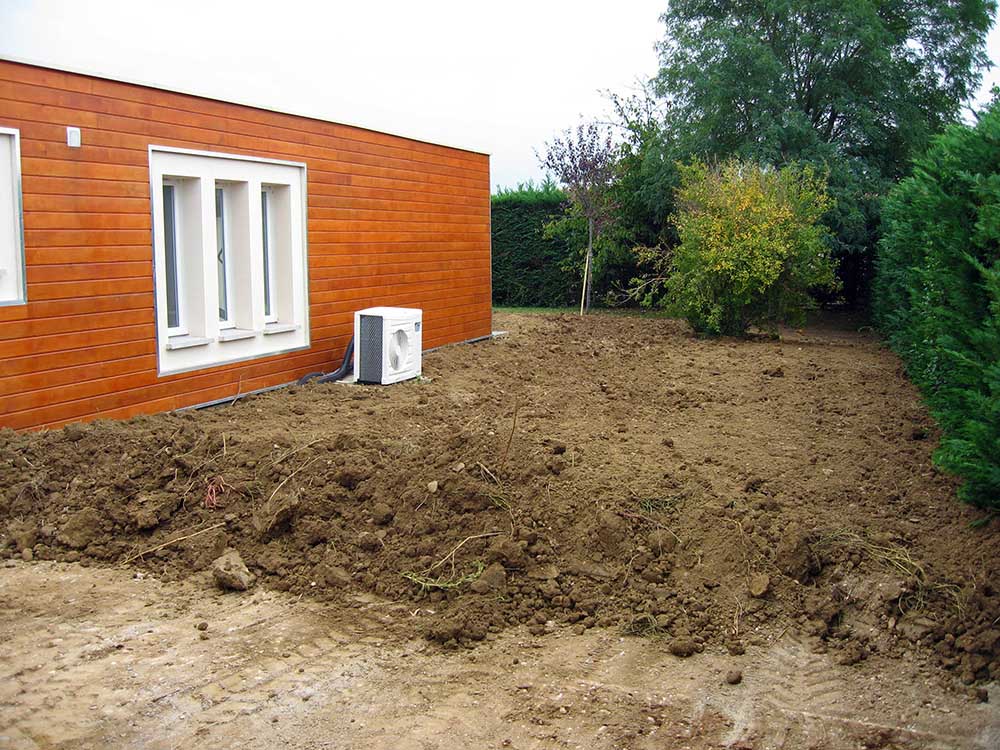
(354, 307, 422, 385)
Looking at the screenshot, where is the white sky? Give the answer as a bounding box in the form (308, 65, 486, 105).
(0, 0, 997, 192)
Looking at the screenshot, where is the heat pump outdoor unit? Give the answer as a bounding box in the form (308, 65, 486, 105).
(354, 307, 422, 385)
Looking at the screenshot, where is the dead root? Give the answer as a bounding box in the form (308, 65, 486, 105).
(815, 529, 965, 616)
(401, 532, 501, 591)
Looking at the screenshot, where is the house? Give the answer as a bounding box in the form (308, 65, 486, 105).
(0, 59, 492, 430)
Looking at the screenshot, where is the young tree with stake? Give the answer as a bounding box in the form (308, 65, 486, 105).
(539, 123, 617, 314)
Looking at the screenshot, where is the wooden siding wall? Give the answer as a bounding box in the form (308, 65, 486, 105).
(0, 61, 492, 430)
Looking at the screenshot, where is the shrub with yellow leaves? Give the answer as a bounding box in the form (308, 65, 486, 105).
(649, 159, 838, 336)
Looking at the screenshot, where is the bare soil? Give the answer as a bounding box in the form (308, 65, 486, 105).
(1, 561, 997, 749)
(2, 311, 999, 747)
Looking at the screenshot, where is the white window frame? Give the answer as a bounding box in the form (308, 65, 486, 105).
(148, 145, 310, 377)
(0, 126, 26, 307)
(162, 179, 187, 337)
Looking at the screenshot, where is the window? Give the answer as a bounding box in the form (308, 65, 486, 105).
(149, 146, 309, 375)
(215, 185, 232, 327)
(0, 127, 25, 306)
(261, 187, 277, 323)
(162, 182, 184, 334)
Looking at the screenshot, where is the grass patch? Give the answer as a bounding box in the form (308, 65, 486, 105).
(636, 496, 680, 515)
(494, 306, 676, 319)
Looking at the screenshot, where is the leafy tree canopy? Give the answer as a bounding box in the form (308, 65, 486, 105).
(654, 0, 995, 301)
(658, 0, 993, 170)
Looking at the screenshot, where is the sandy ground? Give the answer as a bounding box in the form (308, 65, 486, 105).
(1, 560, 997, 750)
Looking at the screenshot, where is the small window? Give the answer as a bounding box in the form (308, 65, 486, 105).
(0, 127, 25, 306)
(214, 185, 233, 327)
(261, 187, 277, 322)
(162, 182, 185, 334)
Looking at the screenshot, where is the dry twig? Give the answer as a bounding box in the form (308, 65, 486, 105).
(120, 522, 226, 565)
(265, 456, 320, 506)
(500, 399, 520, 467)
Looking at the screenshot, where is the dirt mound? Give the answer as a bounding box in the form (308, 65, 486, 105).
(2, 312, 998, 689)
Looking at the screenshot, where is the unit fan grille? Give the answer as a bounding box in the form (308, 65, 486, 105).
(358, 315, 383, 384)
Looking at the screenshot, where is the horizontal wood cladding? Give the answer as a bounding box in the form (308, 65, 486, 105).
(0, 60, 492, 430)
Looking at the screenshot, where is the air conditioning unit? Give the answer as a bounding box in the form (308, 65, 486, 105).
(354, 307, 422, 385)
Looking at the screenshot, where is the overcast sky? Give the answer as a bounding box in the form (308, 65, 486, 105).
(1, 0, 998, 192)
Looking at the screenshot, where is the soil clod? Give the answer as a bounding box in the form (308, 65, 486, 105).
(668, 638, 699, 658)
(749, 572, 771, 598)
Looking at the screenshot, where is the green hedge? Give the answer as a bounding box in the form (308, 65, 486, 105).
(874, 107, 1000, 509)
(491, 184, 579, 307)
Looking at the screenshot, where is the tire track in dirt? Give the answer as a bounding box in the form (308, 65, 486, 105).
(707, 630, 988, 750)
(3, 562, 998, 750)
(752, 630, 848, 740)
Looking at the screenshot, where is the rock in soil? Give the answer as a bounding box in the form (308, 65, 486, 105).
(725, 670, 743, 685)
(212, 549, 254, 591)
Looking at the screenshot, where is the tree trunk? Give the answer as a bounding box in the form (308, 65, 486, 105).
(584, 217, 594, 312)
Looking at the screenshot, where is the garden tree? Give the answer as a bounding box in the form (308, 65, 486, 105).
(536, 94, 673, 308)
(874, 104, 1000, 509)
(599, 90, 681, 304)
(646, 159, 838, 336)
(538, 123, 617, 314)
(654, 0, 995, 303)
(605, 90, 678, 254)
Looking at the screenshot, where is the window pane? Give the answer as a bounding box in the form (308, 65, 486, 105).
(162, 184, 180, 330)
(0, 133, 24, 304)
(261, 190, 272, 318)
(215, 187, 228, 321)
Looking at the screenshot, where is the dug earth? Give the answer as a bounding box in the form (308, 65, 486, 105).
(1, 312, 999, 747)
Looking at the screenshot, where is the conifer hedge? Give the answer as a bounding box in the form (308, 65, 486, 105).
(491, 184, 579, 307)
(874, 107, 1000, 509)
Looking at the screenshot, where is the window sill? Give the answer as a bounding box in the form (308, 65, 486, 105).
(218, 328, 256, 343)
(263, 322, 299, 335)
(166, 334, 211, 351)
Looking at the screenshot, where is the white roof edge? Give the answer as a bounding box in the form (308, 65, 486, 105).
(0, 53, 492, 157)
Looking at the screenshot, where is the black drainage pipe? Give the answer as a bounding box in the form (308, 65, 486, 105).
(298, 336, 354, 385)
